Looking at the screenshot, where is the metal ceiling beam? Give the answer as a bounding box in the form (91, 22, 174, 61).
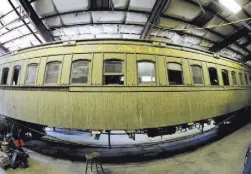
(140, 0, 171, 40)
(8, 0, 43, 44)
(188, 0, 251, 55)
(209, 23, 251, 52)
(161, 15, 248, 56)
(242, 55, 251, 62)
(18, 0, 54, 42)
(208, 0, 251, 52)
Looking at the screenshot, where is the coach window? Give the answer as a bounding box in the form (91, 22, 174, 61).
(222, 70, 229, 86)
(12, 65, 21, 85)
(71, 60, 89, 84)
(103, 59, 124, 85)
(245, 74, 248, 85)
(231, 71, 237, 85)
(1, 67, 9, 85)
(45, 62, 61, 84)
(208, 67, 218, 85)
(239, 73, 244, 85)
(138, 61, 155, 83)
(191, 65, 203, 84)
(167, 63, 183, 85)
(25, 64, 38, 85)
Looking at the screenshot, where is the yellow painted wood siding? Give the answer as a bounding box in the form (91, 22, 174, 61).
(0, 40, 250, 129)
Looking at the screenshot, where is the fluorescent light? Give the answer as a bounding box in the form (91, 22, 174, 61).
(219, 0, 241, 14)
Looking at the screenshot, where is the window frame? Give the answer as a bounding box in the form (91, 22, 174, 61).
(166, 62, 184, 86)
(208, 67, 219, 86)
(245, 73, 248, 86)
(103, 58, 124, 85)
(190, 65, 204, 86)
(137, 60, 156, 85)
(12, 65, 21, 86)
(239, 72, 244, 86)
(1, 67, 9, 85)
(231, 71, 237, 86)
(70, 59, 91, 85)
(44, 61, 62, 85)
(25, 63, 39, 85)
(221, 69, 230, 86)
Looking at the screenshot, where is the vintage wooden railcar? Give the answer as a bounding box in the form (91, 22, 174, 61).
(0, 39, 250, 133)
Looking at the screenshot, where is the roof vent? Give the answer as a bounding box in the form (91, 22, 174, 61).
(63, 41, 76, 46)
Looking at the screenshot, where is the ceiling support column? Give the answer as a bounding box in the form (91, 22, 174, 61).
(18, 0, 54, 42)
(140, 0, 171, 40)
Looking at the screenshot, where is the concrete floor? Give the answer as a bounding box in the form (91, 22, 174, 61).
(2, 123, 251, 174)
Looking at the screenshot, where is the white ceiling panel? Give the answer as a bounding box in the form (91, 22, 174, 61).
(78, 25, 105, 34)
(92, 25, 105, 34)
(63, 27, 79, 35)
(4, 41, 14, 48)
(149, 36, 173, 44)
(203, 31, 222, 42)
(122, 34, 140, 39)
(126, 12, 147, 25)
(237, 37, 248, 45)
(183, 36, 201, 45)
(119, 25, 143, 34)
(192, 45, 209, 51)
(0, 28, 8, 35)
(0, 0, 16, 15)
(159, 18, 188, 29)
(190, 0, 211, 6)
(212, 21, 235, 36)
(61, 12, 91, 25)
(78, 26, 92, 34)
(199, 40, 213, 48)
(1, 11, 19, 25)
(243, 2, 251, 15)
(103, 25, 118, 33)
(33, 0, 56, 17)
(92, 11, 125, 23)
(129, 0, 156, 12)
(52, 29, 64, 36)
(227, 11, 247, 27)
(0, 30, 22, 43)
(185, 28, 206, 37)
(52, 0, 90, 13)
(17, 26, 30, 35)
(96, 34, 122, 38)
(236, 0, 249, 6)
(204, 16, 222, 28)
(60, 35, 71, 41)
(164, 0, 201, 21)
(44, 16, 62, 28)
(112, 0, 129, 9)
(4, 21, 23, 31)
(71, 34, 94, 40)
(218, 10, 231, 19)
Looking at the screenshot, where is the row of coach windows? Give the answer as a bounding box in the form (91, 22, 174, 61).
(1, 60, 251, 86)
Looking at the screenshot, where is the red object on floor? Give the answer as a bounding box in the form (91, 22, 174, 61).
(13, 139, 24, 147)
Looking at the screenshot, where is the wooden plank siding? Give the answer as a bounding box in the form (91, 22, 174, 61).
(0, 40, 250, 129)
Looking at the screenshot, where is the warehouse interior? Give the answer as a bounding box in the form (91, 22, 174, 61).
(0, 0, 251, 173)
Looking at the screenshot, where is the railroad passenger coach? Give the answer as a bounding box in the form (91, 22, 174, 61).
(0, 39, 251, 134)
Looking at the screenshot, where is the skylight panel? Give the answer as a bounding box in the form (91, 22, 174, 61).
(0, 0, 13, 15)
(1, 11, 19, 24)
(219, 0, 241, 14)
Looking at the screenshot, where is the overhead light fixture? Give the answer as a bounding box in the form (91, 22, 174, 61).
(219, 0, 241, 14)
